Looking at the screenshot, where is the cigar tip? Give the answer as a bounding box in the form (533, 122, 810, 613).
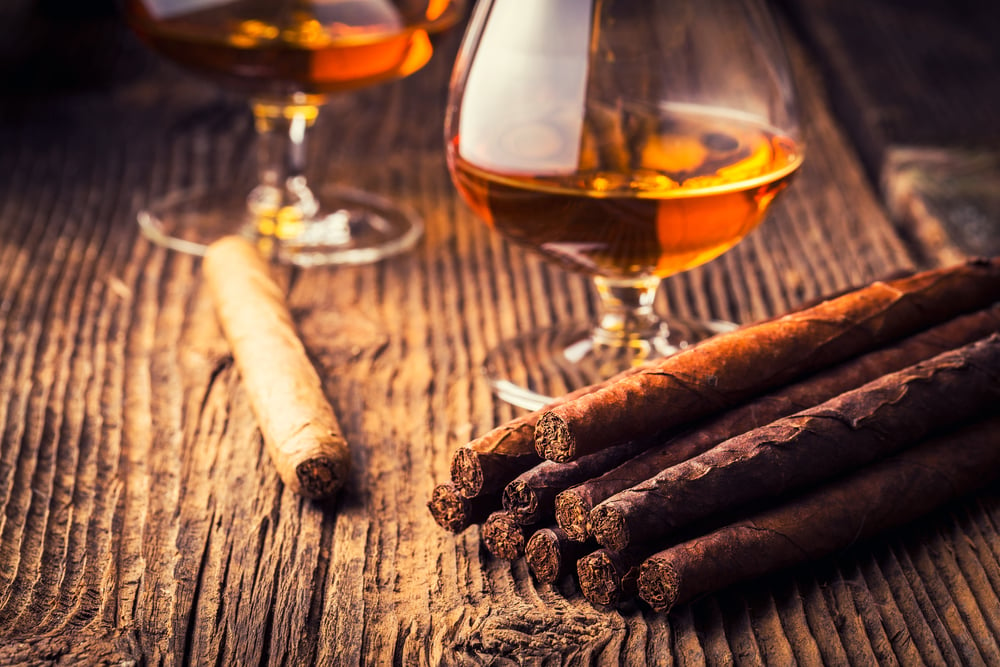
(203, 236, 261, 275)
(428, 483, 472, 533)
(502, 480, 538, 524)
(525, 529, 561, 583)
(577, 550, 622, 607)
(554, 491, 592, 542)
(481, 511, 525, 560)
(590, 503, 630, 552)
(535, 412, 573, 462)
(450, 447, 484, 498)
(295, 456, 348, 500)
(638, 556, 680, 613)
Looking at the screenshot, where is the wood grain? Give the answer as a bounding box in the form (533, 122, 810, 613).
(1, 3, 997, 666)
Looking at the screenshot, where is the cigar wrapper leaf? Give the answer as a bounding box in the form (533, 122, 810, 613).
(554, 303, 1000, 542)
(638, 416, 1000, 613)
(590, 334, 1000, 552)
(203, 236, 350, 500)
(535, 258, 1000, 463)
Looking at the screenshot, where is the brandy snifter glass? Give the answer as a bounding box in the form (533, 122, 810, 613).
(125, 0, 464, 265)
(445, 0, 804, 408)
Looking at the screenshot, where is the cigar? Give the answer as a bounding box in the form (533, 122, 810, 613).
(427, 483, 500, 533)
(480, 510, 528, 560)
(446, 268, 923, 501)
(589, 335, 1000, 552)
(524, 527, 596, 584)
(534, 258, 1000, 462)
(554, 304, 1000, 541)
(577, 548, 642, 608)
(502, 439, 648, 525)
(637, 416, 1000, 613)
(203, 236, 350, 499)
(450, 365, 649, 499)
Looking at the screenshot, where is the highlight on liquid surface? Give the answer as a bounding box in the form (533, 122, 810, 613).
(450, 105, 804, 279)
(124, 0, 459, 97)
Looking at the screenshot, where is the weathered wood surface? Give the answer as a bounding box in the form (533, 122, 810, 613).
(1, 2, 998, 665)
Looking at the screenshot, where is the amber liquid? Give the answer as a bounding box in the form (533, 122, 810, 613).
(124, 0, 459, 98)
(450, 107, 803, 279)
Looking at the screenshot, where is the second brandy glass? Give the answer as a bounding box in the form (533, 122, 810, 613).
(125, 0, 464, 266)
(445, 0, 804, 408)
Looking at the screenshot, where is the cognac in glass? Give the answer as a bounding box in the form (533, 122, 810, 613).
(445, 0, 804, 407)
(125, 0, 464, 265)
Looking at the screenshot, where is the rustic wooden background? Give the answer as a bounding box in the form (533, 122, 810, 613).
(1, 0, 998, 664)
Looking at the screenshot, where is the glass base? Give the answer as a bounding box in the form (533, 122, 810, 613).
(137, 185, 423, 266)
(484, 317, 737, 411)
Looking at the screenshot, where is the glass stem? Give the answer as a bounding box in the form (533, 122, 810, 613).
(248, 100, 322, 239)
(591, 275, 665, 348)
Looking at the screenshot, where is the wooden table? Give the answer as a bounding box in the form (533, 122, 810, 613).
(1, 1, 998, 664)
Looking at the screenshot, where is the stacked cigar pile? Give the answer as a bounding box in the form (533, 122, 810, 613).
(429, 258, 1000, 613)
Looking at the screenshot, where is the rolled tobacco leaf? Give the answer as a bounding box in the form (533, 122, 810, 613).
(450, 366, 650, 499)
(203, 236, 350, 499)
(428, 483, 500, 533)
(590, 334, 1000, 552)
(638, 416, 1000, 613)
(481, 511, 527, 560)
(555, 304, 1000, 541)
(534, 257, 1000, 462)
(503, 439, 648, 525)
(524, 527, 596, 584)
(447, 266, 940, 504)
(577, 548, 643, 607)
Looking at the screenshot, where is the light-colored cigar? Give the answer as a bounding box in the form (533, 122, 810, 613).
(203, 236, 349, 499)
